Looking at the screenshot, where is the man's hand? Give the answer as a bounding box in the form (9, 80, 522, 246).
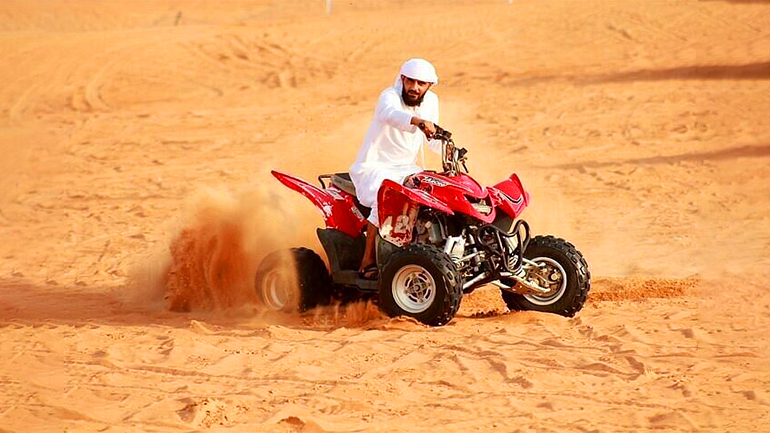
(411, 117, 437, 138)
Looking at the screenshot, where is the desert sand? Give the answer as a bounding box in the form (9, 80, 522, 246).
(1, 0, 769, 432)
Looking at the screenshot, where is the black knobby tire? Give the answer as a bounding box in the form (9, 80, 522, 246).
(254, 248, 332, 312)
(501, 235, 590, 317)
(379, 244, 463, 326)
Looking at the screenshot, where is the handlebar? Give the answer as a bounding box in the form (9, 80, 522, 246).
(430, 124, 452, 141)
(418, 122, 452, 141)
(419, 123, 468, 176)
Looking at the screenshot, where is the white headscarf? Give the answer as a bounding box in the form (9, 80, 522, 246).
(393, 58, 439, 91)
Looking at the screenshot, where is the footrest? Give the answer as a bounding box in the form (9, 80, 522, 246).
(333, 270, 379, 292)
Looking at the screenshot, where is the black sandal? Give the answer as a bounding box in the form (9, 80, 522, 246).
(359, 263, 379, 280)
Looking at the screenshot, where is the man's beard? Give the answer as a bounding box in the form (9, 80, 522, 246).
(402, 87, 425, 107)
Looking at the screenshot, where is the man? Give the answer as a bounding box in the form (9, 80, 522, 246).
(350, 58, 442, 279)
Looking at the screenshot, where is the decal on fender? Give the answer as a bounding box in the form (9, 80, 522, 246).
(327, 189, 344, 200)
(351, 205, 365, 221)
(500, 190, 523, 205)
(421, 176, 448, 187)
(380, 204, 419, 247)
(381, 214, 410, 235)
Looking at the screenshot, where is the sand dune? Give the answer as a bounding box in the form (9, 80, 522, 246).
(1, 1, 769, 432)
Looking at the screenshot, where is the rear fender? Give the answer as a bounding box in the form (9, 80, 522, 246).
(271, 170, 367, 238)
(490, 174, 530, 219)
(377, 179, 454, 247)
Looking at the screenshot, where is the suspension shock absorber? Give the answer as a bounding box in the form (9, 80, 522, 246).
(478, 220, 530, 274)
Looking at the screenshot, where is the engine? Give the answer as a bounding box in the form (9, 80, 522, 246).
(414, 214, 477, 275)
(414, 216, 444, 246)
(412, 212, 531, 293)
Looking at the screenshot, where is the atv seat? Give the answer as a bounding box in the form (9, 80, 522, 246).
(331, 173, 357, 197)
(329, 173, 371, 220)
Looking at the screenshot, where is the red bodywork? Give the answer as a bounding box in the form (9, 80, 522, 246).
(378, 172, 530, 246)
(272, 169, 530, 246)
(271, 171, 367, 238)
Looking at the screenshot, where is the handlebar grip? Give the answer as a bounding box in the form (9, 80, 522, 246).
(418, 122, 452, 141)
(434, 124, 451, 139)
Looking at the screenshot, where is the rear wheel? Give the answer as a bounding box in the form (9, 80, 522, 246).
(255, 248, 332, 312)
(379, 244, 462, 326)
(501, 235, 590, 317)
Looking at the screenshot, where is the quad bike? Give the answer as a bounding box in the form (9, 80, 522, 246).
(256, 126, 590, 326)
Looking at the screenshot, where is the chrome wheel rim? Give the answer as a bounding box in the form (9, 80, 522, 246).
(392, 265, 436, 314)
(523, 257, 567, 306)
(260, 269, 292, 310)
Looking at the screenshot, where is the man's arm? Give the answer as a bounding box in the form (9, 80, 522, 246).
(375, 89, 438, 140)
(375, 91, 415, 130)
(411, 117, 436, 137)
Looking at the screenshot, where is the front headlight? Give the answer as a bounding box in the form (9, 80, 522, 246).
(471, 202, 493, 215)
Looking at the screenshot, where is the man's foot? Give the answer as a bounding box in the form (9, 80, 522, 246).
(358, 263, 379, 280)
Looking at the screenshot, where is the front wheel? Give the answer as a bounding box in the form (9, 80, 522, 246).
(379, 244, 462, 326)
(255, 248, 332, 312)
(501, 235, 590, 317)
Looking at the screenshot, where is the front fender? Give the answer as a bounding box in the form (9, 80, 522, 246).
(271, 170, 366, 237)
(490, 173, 530, 219)
(377, 179, 454, 247)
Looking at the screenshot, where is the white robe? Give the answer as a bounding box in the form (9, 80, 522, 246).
(350, 85, 441, 226)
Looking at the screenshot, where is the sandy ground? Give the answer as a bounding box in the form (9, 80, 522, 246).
(1, 0, 769, 432)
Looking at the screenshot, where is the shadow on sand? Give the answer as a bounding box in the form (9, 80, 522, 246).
(506, 62, 770, 86)
(713, 0, 770, 3)
(0, 279, 397, 331)
(585, 61, 770, 83)
(0, 279, 186, 327)
(543, 143, 770, 171)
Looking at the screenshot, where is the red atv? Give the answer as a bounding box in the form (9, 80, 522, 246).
(257, 126, 590, 326)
